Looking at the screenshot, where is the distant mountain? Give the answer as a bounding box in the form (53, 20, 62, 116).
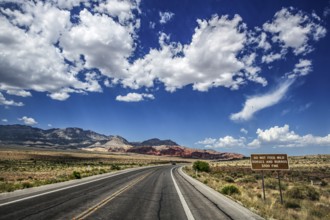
(131, 138, 178, 147)
(0, 125, 244, 160)
(84, 136, 133, 152)
(0, 124, 108, 149)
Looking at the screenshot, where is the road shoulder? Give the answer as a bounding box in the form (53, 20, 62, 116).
(179, 166, 264, 220)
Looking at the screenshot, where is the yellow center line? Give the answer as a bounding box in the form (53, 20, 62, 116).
(73, 172, 150, 220)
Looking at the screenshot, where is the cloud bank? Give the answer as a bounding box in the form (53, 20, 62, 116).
(197, 124, 330, 149)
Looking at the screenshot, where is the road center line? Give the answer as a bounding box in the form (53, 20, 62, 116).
(73, 172, 150, 220)
(171, 167, 195, 220)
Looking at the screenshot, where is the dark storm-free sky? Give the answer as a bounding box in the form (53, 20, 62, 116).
(1, 0, 330, 155)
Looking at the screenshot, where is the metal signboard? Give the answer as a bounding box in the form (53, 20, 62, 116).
(251, 154, 289, 170)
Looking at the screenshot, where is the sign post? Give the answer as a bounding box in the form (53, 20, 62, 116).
(277, 171, 283, 204)
(251, 154, 289, 204)
(261, 170, 266, 200)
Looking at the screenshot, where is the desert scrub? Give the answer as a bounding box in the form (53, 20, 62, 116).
(0, 148, 190, 193)
(72, 171, 81, 179)
(309, 204, 329, 219)
(224, 176, 235, 183)
(22, 181, 33, 188)
(184, 155, 330, 220)
(193, 161, 210, 172)
(0, 182, 20, 192)
(236, 176, 256, 183)
(265, 178, 287, 190)
(286, 185, 320, 201)
(110, 164, 121, 170)
(221, 184, 240, 195)
(284, 199, 301, 209)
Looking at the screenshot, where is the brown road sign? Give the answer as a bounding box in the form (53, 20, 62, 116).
(251, 154, 289, 170)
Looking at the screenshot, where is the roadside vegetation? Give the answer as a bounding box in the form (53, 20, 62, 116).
(186, 155, 330, 220)
(0, 148, 191, 193)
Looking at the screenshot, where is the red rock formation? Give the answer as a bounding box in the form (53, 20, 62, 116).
(125, 145, 244, 160)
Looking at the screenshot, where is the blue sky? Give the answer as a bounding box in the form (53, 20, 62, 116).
(1, 0, 330, 156)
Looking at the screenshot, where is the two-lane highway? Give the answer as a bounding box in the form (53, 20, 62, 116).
(0, 165, 263, 220)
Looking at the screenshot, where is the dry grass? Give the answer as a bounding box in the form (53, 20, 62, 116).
(185, 155, 330, 220)
(0, 148, 192, 193)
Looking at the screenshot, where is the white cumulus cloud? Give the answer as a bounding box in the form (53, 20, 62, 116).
(60, 8, 134, 79)
(116, 93, 155, 102)
(159, 11, 175, 24)
(261, 52, 283, 64)
(240, 128, 248, 134)
(248, 124, 330, 148)
(95, 0, 140, 25)
(5, 90, 32, 97)
(0, 92, 24, 107)
(195, 138, 217, 145)
(48, 91, 71, 101)
(263, 7, 326, 55)
(0, 2, 105, 101)
(125, 15, 266, 92)
(293, 59, 312, 76)
(18, 116, 38, 125)
(198, 136, 246, 148)
(51, 0, 89, 10)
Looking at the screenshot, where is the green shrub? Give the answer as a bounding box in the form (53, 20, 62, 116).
(286, 185, 319, 201)
(72, 171, 81, 179)
(22, 181, 33, 188)
(0, 182, 15, 192)
(221, 184, 240, 195)
(224, 176, 235, 183)
(99, 169, 107, 174)
(193, 161, 210, 172)
(111, 164, 121, 170)
(44, 178, 58, 185)
(254, 174, 262, 180)
(236, 173, 243, 178)
(284, 200, 301, 209)
(320, 180, 328, 187)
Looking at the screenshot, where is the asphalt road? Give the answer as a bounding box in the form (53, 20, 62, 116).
(0, 165, 263, 220)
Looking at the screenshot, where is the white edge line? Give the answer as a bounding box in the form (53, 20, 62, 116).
(0, 166, 151, 207)
(178, 167, 263, 219)
(171, 167, 195, 220)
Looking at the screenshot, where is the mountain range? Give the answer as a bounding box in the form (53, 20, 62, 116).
(0, 125, 244, 160)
